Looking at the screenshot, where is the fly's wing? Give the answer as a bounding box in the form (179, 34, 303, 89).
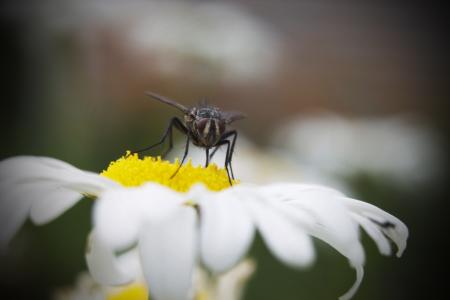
(223, 111, 247, 124)
(145, 91, 190, 113)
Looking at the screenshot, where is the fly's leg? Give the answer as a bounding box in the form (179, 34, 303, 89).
(216, 130, 237, 180)
(205, 148, 210, 167)
(208, 145, 220, 161)
(227, 130, 237, 180)
(213, 139, 232, 185)
(170, 135, 190, 179)
(131, 117, 187, 158)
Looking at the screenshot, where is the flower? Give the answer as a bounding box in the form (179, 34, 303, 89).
(194, 259, 256, 300)
(0, 153, 408, 300)
(54, 251, 255, 300)
(274, 114, 442, 189)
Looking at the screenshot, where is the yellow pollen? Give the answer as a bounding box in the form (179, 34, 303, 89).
(105, 282, 209, 300)
(195, 291, 209, 300)
(101, 152, 237, 192)
(107, 283, 148, 300)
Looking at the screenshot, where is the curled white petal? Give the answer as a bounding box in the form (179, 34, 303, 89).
(94, 183, 185, 250)
(197, 186, 255, 273)
(139, 206, 197, 300)
(352, 213, 391, 256)
(342, 197, 409, 257)
(85, 231, 134, 286)
(339, 264, 364, 300)
(260, 183, 366, 299)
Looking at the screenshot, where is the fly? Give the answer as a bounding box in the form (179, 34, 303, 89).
(132, 91, 246, 185)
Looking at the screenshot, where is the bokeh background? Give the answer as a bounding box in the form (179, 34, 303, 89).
(1, 0, 448, 299)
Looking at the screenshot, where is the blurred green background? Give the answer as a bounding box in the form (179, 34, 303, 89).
(1, 0, 448, 299)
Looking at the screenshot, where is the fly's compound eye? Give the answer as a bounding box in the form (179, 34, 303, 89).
(218, 120, 226, 135)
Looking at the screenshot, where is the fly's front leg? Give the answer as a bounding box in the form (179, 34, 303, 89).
(161, 118, 188, 158)
(171, 135, 190, 179)
(208, 145, 220, 161)
(132, 117, 187, 157)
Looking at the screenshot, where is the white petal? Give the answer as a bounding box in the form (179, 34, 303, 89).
(341, 197, 409, 257)
(0, 156, 77, 181)
(116, 249, 145, 280)
(265, 184, 363, 263)
(246, 197, 315, 268)
(259, 183, 344, 201)
(85, 231, 134, 286)
(0, 156, 82, 183)
(197, 187, 255, 273)
(94, 183, 184, 250)
(139, 206, 197, 300)
(0, 156, 119, 247)
(259, 184, 355, 244)
(0, 182, 33, 248)
(30, 185, 82, 225)
(0, 156, 118, 195)
(59, 171, 119, 195)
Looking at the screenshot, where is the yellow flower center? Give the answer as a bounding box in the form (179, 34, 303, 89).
(101, 152, 236, 192)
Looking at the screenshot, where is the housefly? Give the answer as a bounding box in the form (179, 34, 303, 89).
(132, 92, 246, 184)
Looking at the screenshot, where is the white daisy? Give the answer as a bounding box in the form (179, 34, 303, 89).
(274, 114, 442, 188)
(0, 153, 408, 300)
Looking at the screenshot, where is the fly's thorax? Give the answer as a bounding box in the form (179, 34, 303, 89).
(192, 118, 226, 147)
(184, 106, 226, 147)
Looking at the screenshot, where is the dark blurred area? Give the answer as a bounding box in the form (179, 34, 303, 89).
(1, 0, 448, 299)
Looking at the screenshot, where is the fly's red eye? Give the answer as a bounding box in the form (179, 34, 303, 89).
(218, 120, 226, 135)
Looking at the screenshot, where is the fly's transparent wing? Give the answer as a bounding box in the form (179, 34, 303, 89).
(145, 92, 190, 113)
(223, 111, 247, 124)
